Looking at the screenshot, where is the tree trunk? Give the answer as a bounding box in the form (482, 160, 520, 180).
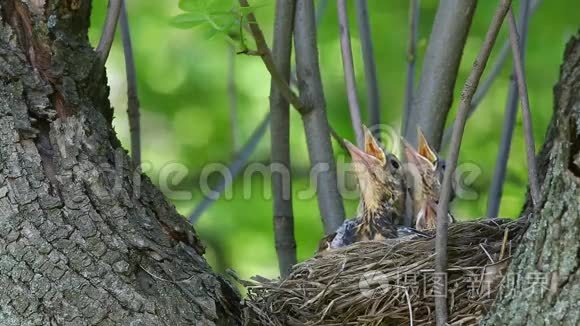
(483, 34, 580, 325)
(0, 1, 239, 325)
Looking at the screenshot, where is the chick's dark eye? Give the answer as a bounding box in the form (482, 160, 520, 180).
(389, 158, 400, 169)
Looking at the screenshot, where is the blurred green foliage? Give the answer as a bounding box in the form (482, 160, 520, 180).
(89, 0, 578, 279)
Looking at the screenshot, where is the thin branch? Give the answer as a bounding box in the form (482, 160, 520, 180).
(404, 0, 477, 150)
(507, 5, 540, 206)
(239, 0, 307, 115)
(402, 0, 420, 137)
(189, 0, 335, 228)
(441, 41, 510, 148)
(354, 0, 381, 137)
(435, 1, 512, 325)
(270, 0, 297, 278)
(119, 0, 141, 166)
(294, 0, 345, 233)
(315, 0, 329, 26)
(487, 0, 533, 218)
(237, 0, 345, 233)
(96, 0, 122, 62)
(329, 127, 347, 152)
(337, 0, 364, 148)
(471, 0, 540, 112)
(486, 78, 520, 217)
(441, 0, 542, 148)
(228, 45, 240, 153)
(189, 113, 270, 223)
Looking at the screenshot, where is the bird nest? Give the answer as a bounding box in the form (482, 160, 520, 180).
(239, 218, 527, 326)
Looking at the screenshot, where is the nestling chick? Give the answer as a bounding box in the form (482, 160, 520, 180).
(318, 127, 406, 252)
(404, 141, 454, 231)
(417, 128, 446, 182)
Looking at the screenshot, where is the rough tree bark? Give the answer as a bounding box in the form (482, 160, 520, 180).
(0, 1, 239, 325)
(483, 34, 580, 325)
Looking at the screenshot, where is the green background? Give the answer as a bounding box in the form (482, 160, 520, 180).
(89, 0, 578, 279)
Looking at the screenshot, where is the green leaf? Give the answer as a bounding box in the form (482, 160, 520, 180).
(170, 13, 208, 29)
(178, 0, 235, 13)
(203, 26, 221, 40)
(178, 0, 205, 12)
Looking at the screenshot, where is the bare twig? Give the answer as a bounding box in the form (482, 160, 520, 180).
(404, 0, 477, 150)
(188, 113, 270, 223)
(294, 0, 345, 233)
(402, 0, 420, 137)
(228, 45, 240, 153)
(189, 0, 334, 228)
(270, 0, 297, 277)
(471, 0, 540, 113)
(315, 0, 329, 26)
(96, 0, 122, 62)
(441, 41, 510, 148)
(487, 0, 533, 218)
(337, 0, 364, 148)
(119, 0, 141, 166)
(354, 0, 381, 137)
(441, 0, 542, 148)
(435, 1, 512, 324)
(329, 127, 347, 152)
(499, 228, 510, 260)
(238, 0, 345, 234)
(239, 0, 306, 114)
(401, 0, 421, 135)
(506, 5, 540, 206)
(486, 75, 520, 218)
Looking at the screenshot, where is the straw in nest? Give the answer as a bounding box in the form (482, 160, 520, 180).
(240, 218, 527, 326)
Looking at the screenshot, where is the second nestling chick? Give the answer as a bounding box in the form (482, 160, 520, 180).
(317, 127, 407, 252)
(416, 128, 457, 203)
(403, 141, 455, 231)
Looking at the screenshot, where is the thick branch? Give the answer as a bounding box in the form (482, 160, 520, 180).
(119, 0, 141, 166)
(354, 0, 381, 136)
(435, 0, 512, 324)
(294, 0, 345, 233)
(402, 0, 420, 136)
(270, 0, 297, 278)
(404, 0, 477, 149)
(337, 0, 364, 148)
(96, 0, 122, 62)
